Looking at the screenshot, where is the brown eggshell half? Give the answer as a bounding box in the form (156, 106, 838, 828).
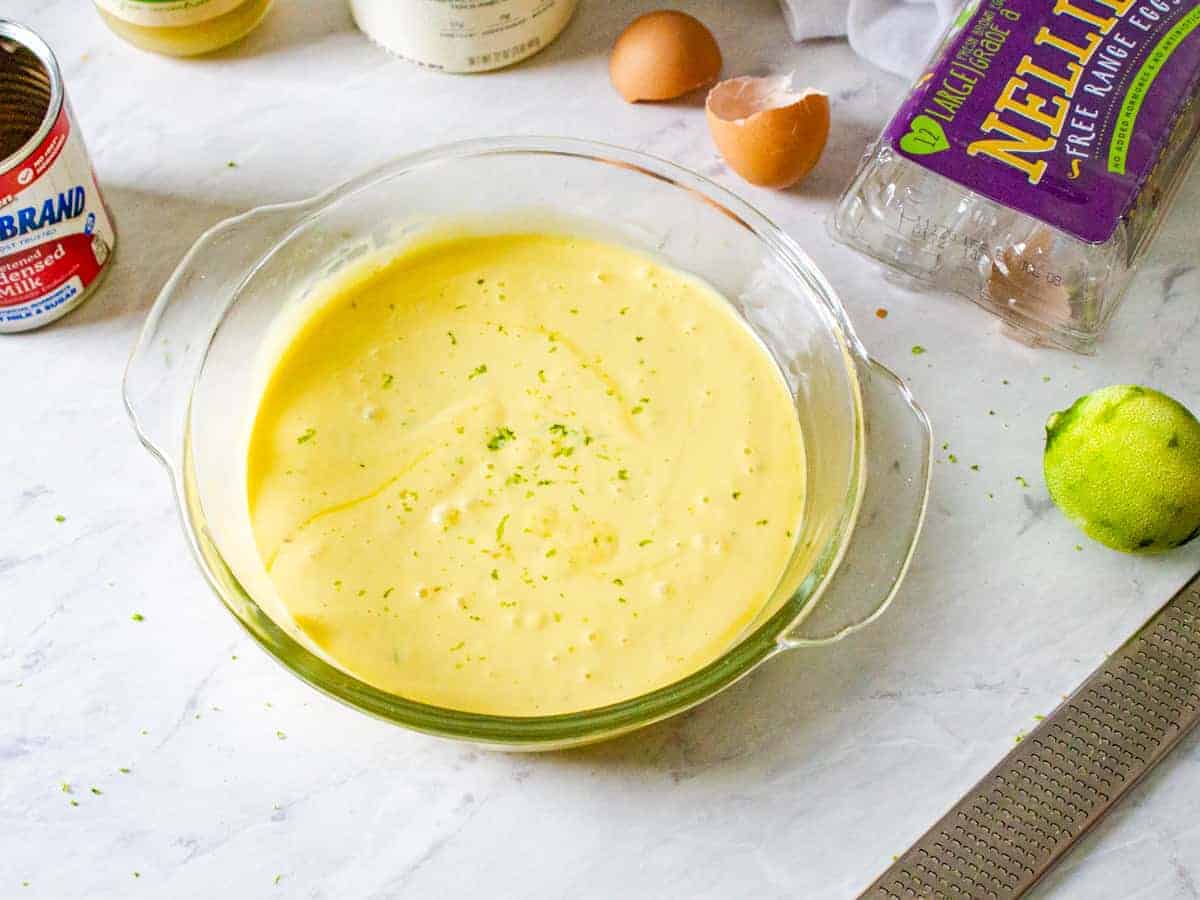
(609, 11, 722, 103)
(706, 76, 830, 189)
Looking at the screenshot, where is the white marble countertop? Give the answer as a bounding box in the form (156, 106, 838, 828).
(4, 1, 1200, 897)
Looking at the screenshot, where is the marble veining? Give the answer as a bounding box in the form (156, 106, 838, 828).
(3, 1, 1200, 897)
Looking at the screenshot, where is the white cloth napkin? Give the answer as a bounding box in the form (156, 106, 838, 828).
(778, 0, 959, 78)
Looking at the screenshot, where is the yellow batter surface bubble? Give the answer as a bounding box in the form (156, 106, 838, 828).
(246, 232, 805, 716)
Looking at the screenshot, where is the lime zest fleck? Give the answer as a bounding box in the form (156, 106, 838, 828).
(486, 427, 515, 451)
(496, 513, 509, 543)
(447, 331, 457, 345)
(468, 364, 488, 380)
(131, 613, 144, 622)
(381, 373, 394, 388)
(296, 428, 316, 444)
(911, 345, 927, 355)
(54, 514, 65, 523)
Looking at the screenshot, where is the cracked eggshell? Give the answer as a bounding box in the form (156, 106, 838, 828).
(609, 10, 722, 103)
(706, 75, 830, 189)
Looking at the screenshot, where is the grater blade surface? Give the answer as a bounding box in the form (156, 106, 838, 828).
(862, 569, 1200, 899)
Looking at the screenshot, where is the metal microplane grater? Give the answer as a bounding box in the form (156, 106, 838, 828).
(862, 568, 1200, 899)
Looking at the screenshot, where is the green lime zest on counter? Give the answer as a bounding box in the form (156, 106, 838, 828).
(447, 331, 457, 345)
(612, 578, 624, 586)
(90, 787, 102, 795)
(638, 538, 652, 547)
(131, 613, 144, 622)
(732, 491, 741, 500)
(948, 454, 958, 463)
(296, 428, 316, 444)
(970, 464, 980, 471)
(118, 767, 131, 774)
(756, 519, 769, 526)
(1015, 476, 1030, 488)
(617, 469, 629, 481)
(468, 364, 488, 379)
(911, 345, 927, 355)
(486, 427, 515, 451)
(490, 569, 499, 581)
(55, 514, 65, 523)
(274, 875, 282, 886)
(496, 514, 509, 543)
(381, 373, 394, 388)
(631, 406, 644, 415)
(548, 423, 567, 436)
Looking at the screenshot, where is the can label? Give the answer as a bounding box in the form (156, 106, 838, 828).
(0, 100, 114, 328)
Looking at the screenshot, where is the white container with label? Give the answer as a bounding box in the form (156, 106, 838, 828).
(349, 0, 577, 72)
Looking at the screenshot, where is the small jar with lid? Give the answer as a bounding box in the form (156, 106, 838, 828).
(93, 0, 272, 56)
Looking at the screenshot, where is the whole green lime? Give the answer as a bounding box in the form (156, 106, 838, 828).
(1044, 385, 1200, 554)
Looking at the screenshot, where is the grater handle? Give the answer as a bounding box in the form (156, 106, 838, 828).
(861, 568, 1200, 899)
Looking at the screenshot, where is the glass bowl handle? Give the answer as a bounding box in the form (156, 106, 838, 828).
(122, 201, 310, 471)
(783, 359, 933, 647)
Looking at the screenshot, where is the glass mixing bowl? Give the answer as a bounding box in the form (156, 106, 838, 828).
(124, 137, 932, 750)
